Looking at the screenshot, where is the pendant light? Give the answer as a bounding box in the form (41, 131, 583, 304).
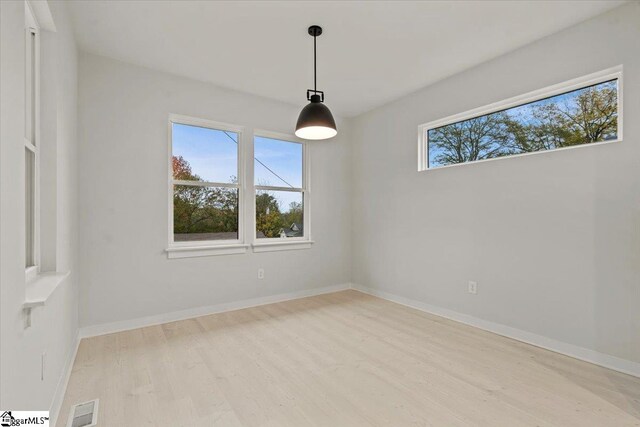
(295, 25, 337, 140)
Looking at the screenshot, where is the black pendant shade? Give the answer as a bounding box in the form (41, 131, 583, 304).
(295, 94, 337, 140)
(295, 25, 337, 140)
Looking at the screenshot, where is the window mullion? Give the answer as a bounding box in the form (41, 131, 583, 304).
(173, 179, 239, 189)
(255, 185, 303, 193)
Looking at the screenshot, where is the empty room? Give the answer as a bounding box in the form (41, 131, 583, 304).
(2, 0, 640, 425)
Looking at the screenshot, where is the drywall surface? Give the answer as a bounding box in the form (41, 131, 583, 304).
(77, 54, 352, 327)
(1, 0, 79, 411)
(351, 3, 640, 363)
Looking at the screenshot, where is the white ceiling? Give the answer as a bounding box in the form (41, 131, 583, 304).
(66, 0, 625, 118)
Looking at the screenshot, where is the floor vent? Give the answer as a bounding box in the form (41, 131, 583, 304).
(67, 399, 99, 427)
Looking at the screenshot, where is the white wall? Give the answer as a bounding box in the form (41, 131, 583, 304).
(351, 2, 640, 364)
(77, 54, 352, 328)
(0, 0, 79, 415)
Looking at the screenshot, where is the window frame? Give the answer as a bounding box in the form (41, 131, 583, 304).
(166, 114, 247, 258)
(24, 9, 40, 280)
(252, 130, 312, 252)
(418, 66, 623, 172)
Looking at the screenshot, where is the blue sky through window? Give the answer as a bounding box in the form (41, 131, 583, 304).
(254, 136, 302, 213)
(172, 124, 303, 213)
(172, 123, 238, 183)
(254, 137, 302, 188)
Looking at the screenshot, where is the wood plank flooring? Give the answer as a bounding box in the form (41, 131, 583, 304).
(57, 290, 640, 426)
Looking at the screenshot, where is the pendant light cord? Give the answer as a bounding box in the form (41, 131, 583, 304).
(313, 33, 317, 92)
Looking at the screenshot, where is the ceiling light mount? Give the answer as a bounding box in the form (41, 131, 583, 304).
(295, 25, 337, 140)
(308, 25, 322, 37)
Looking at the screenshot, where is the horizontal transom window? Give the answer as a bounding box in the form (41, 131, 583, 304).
(419, 67, 622, 170)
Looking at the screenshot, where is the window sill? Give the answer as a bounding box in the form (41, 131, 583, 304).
(24, 271, 70, 309)
(252, 240, 314, 253)
(166, 243, 249, 259)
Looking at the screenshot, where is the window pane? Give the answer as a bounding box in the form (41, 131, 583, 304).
(172, 123, 238, 184)
(30, 31, 36, 144)
(25, 30, 37, 145)
(254, 137, 302, 188)
(256, 190, 303, 238)
(25, 148, 35, 267)
(428, 79, 618, 168)
(173, 185, 238, 242)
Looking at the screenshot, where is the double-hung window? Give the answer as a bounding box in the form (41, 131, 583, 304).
(24, 11, 39, 277)
(22, 4, 71, 318)
(167, 117, 312, 257)
(167, 115, 246, 258)
(253, 132, 311, 251)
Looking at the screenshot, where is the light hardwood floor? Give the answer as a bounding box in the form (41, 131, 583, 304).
(57, 290, 640, 426)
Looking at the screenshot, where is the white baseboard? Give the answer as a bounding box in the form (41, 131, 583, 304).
(352, 284, 640, 378)
(80, 283, 352, 339)
(49, 329, 80, 427)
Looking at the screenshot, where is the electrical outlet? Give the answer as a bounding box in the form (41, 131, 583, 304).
(468, 281, 477, 295)
(257, 268, 264, 279)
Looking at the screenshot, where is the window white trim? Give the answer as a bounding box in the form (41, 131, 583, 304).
(24, 5, 40, 274)
(167, 114, 246, 256)
(23, 270, 70, 328)
(418, 66, 623, 172)
(252, 240, 314, 253)
(252, 130, 311, 251)
(25, 265, 39, 282)
(166, 244, 249, 259)
(24, 271, 70, 309)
